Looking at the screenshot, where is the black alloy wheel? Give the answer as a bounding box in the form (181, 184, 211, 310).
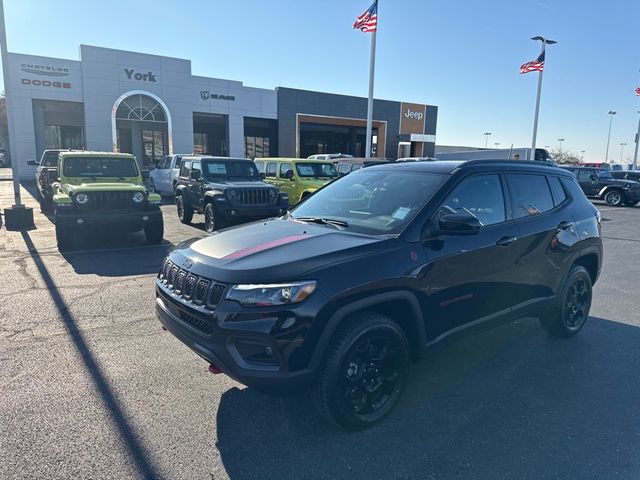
(176, 195, 193, 224)
(204, 203, 216, 233)
(563, 276, 591, 332)
(313, 313, 410, 430)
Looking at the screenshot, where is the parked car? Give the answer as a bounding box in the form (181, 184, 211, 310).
(175, 156, 288, 233)
(611, 170, 640, 185)
(155, 159, 602, 430)
(0, 149, 9, 167)
(254, 158, 339, 204)
(149, 154, 185, 196)
(396, 157, 438, 162)
(27, 149, 75, 211)
(560, 165, 640, 206)
(335, 158, 391, 176)
(52, 151, 163, 250)
(307, 153, 353, 161)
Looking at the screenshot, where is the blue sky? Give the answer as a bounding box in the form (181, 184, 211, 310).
(2, 0, 639, 162)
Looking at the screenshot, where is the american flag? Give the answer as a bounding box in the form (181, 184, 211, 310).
(520, 50, 545, 74)
(353, 1, 378, 33)
(636, 87, 640, 96)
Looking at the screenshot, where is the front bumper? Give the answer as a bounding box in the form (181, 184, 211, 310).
(622, 190, 640, 201)
(215, 203, 286, 223)
(154, 280, 315, 395)
(55, 207, 163, 229)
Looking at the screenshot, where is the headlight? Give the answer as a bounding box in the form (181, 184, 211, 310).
(269, 189, 277, 199)
(75, 193, 89, 204)
(226, 281, 317, 307)
(228, 189, 238, 199)
(132, 192, 145, 203)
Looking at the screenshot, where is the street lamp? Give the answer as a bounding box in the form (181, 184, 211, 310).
(528, 36, 557, 160)
(558, 138, 565, 153)
(605, 111, 616, 161)
(483, 132, 492, 148)
(494, 142, 500, 148)
(580, 150, 586, 160)
(620, 142, 628, 163)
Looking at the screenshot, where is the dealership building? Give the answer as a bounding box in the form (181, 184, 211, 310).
(5, 45, 437, 179)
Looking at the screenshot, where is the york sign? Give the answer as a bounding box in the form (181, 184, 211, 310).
(124, 68, 157, 83)
(403, 109, 424, 120)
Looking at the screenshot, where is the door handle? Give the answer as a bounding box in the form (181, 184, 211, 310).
(557, 221, 574, 230)
(495, 236, 517, 247)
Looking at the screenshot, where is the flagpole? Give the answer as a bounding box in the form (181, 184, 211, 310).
(365, 24, 377, 158)
(529, 36, 556, 161)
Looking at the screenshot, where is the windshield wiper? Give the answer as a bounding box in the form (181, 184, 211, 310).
(294, 216, 349, 228)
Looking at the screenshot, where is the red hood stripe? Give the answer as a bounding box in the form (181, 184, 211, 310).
(222, 234, 312, 260)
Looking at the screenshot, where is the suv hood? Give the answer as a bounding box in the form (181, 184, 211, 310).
(171, 218, 385, 283)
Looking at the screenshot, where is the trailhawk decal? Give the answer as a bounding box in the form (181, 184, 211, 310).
(223, 235, 311, 260)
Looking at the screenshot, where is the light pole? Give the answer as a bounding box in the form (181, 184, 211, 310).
(557, 138, 565, 153)
(494, 142, 500, 148)
(529, 36, 557, 160)
(0, 0, 33, 229)
(605, 111, 616, 162)
(633, 111, 640, 171)
(483, 132, 492, 148)
(580, 150, 586, 160)
(620, 142, 627, 163)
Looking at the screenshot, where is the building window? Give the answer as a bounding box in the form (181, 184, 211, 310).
(193, 133, 208, 154)
(116, 95, 166, 122)
(245, 136, 271, 159)
(44, 125, 85, 150)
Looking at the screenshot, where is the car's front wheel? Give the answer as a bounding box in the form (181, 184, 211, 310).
(204, 203, 226, 233)
(539, 264, 592, 338)
(313, 312, 410, 430)
(176, 195, 193, 224)
(604, 189, 623, 206)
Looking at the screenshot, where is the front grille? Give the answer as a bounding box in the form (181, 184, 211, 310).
(83, 191, 137, 211)
(236, 189, 272, 205)
(158, 259, 227, 311)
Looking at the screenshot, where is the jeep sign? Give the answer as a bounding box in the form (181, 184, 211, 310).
(403, 109, 424, 121)
(124, 68, 157, 83)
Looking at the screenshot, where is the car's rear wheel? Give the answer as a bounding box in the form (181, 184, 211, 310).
(144, 221, 164, 244)
(176, 195, 193, 224)
(539, 264, 592, 338)
(313, 312, 410, 430)
(604, 189, 623, 206)
(623, 200, 638, 207)
(55, 224, 74, 251)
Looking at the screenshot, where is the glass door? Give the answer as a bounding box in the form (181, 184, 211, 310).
(142, 130, 165, 167)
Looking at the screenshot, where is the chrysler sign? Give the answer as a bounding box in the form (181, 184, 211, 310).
(20, 63, 70, 76)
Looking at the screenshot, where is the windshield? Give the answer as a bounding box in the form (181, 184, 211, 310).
(295, 162, 338, 178)
(63, 156, 139, 177)
(597, 169, 613, 179)
(291, 170, 446, 235)
(41, 151, 60, 167)
(203, 160, 260, 180)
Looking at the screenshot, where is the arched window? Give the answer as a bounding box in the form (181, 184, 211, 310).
(115, 94, 166, 122)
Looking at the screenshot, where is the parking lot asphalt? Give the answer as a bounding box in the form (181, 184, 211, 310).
(1, 180, 639, 480)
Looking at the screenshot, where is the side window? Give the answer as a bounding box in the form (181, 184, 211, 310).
(191, 161, 201, 178)
(158, 156, 168, 169)
(507, 174, 555, 218)
(440, 174, 506, 226)
(280, 163, 293, 177)
(254, 161, 265, 173)
(548, 176, 567, 206)
(561, 177, 587, 199)
(179, 161, 191, 177)
(577, 169, 592, 181)
(338, 163, 351, 175)
(266, 162, 277, 178)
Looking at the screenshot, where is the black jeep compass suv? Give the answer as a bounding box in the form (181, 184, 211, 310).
(156, 160, 602, 430)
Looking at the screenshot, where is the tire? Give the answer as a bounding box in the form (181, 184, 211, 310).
(55, 224, 74, 251)
(204, 203, 226, 233)
(144, 221, 164, 244)
(539, 264, 592, 338)
(604, 189, 623, 206)
(623, 200, 638, 207)
(313, 312, 410, 430)
(176, 195, 193, 224)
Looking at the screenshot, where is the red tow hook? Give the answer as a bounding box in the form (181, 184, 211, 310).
(208, 364, 223, 375)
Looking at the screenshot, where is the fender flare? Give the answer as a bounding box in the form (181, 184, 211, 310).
(598, 186, 621, 198)
(174, 184, 187, 196)
(308, 290, 426, 370)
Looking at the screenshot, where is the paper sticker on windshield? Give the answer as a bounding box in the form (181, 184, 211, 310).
(392, 207, 411, 220)
(298, 165, 314, 175)
(207, 164, 227, 175)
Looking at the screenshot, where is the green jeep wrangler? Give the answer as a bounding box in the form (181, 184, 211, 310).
(52, 151, 164, 250)
(254, 158, 338, 204)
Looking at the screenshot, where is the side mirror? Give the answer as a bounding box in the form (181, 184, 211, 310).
(190, 170, 201, 180)
(285, 170, 294, 180)
(260, 172, 266, 180)
(438, 213, 481, 235)
(589, 174, 597, 181)
(27, 160, 37, 166)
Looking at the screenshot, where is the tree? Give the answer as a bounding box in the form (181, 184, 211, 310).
(549, 147, 581, 164)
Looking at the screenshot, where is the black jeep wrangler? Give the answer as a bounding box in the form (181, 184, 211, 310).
(561, 166, 640, 206)
(174, 156, 288, 232)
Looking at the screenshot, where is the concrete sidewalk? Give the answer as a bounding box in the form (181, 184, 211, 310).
(0, 167, 14, 181)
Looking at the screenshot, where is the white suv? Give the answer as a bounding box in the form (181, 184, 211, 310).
(149, 154, 184, 195)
